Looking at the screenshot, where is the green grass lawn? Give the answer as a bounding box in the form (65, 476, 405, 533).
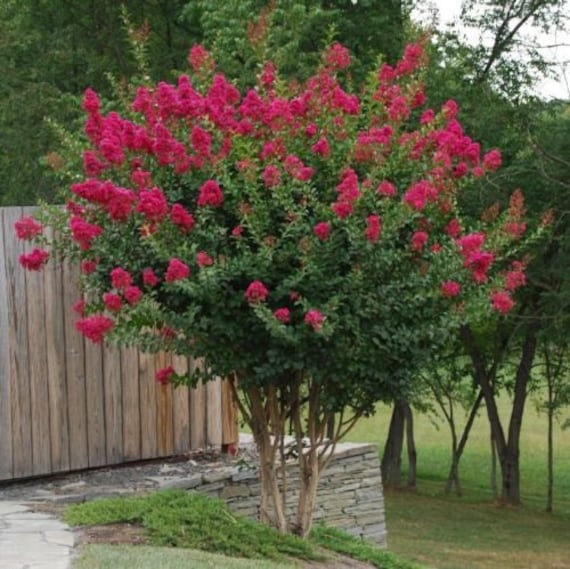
(344, 397, 570, 569)
(74, 545, 294, 569)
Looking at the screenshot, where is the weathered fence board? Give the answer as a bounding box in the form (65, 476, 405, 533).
(44, 236, 70, 474)
(0, 209, 13, 480)
(0, 206, 237, 482)
(4, 207, 33, 479)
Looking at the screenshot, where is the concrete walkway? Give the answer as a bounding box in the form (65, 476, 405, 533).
(0, 502, 75, 569)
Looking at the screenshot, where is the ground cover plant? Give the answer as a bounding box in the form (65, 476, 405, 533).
(65, 490, 421, 569)
(19, 35, 540, 537)
(65, 490, 320, 562)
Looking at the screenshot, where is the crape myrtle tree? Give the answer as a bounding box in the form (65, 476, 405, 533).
(18, 42, 536, 536)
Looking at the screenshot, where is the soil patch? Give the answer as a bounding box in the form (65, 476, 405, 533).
(76, 523, 150, 546)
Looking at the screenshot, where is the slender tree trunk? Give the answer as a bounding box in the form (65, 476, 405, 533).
(545, 347, 554, 513)
(461, 325, 538, 506)
(490, 430, 498, 499)
(381, 399, 406, 486)
(501, 328, 537, 504)
(403, 402, 417, 489)
(445, 390, 483, 496)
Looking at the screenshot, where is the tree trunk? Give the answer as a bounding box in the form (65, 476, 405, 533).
(544, 345, 555, 513)
(445, 390, 483, 496)
(295, 446, 322, 538)
(500, 449, 521, 504)
(490, 430, 498, 499)
(381, 399, 406, 486)
(461, 325, 537, 506)
(403, 401, 417, 489)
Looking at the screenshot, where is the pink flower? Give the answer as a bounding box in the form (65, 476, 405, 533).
(312, 137, 331, 157)
(197, 251, 214, 267)
(305, 123, 318, 137)
(314, 222, 331, 241)
(76, 314, 115, 343)
(505, 222, 527, 239)
(483, 149, 502, 171)
(188, 44, 214, 74)
(263, 164, 282, 188)
(19, 248, 49, 271)
(378, 181, 397, 197)
(325, 42, 351, 70)
(456, 233, 485, 256)
(111, 267, 133, 290)
(332, 202, 354, 219)
(191, 125, 212, 157)
(365, 215, 382, 243)
(403, 180, 436, 211)
(165, 258, 190, 283)
(142, 268, 160, 287)
(197, 180, 224, 207)
(441, 281, 461, 298)
(232, 225, 244, 237)
(491, 291, 515, 314)
(442, 99, 459, 119)
(505, 270, 526, 292)
(73, 299, 87, 316)
(411, 231, 429, 252)
(124, 286, 143, 306)
(245, 281, 270, 304)
(388, 96, 410, 121)
(274, 308, 291, 323)
(137, 187, 169, 222)
(83, 150, 106, 177)
(70, 216, 104, 250)
(171, 204, 195, 232)
(465, 250, 495, 282)
(445, 219, 462, 238)
(15, 216, 43, 240)
(103, 292, 123, 312)
(260, 61, 276, 88)
(82, 88, 101, 114)
(156, 365, 175, 385)
(305, 309, 326, 331)
(420, 109, 435, 125)
(81, 260, 98, 274)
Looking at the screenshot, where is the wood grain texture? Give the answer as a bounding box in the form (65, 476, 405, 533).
(62, 261, 88, 470)
(171, 355, 190, 454)
(139, 350, 158, 459)
(3, 207, 33, 478)
(207, 378, 223, 448)
(43, 228, 70, 473)
(103, 345, 123, 464)
(84, 339, 106, 467)
(121, 346, 141, 461)
(0, 209, 13, 480)
(190, 359, 206, 449)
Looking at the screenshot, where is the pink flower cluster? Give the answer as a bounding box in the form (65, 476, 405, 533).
(76, 314, 115, 343)
(15, 216, 42, 240)
(245, 281, 270, 304)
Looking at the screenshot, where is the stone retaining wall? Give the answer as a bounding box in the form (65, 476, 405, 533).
(152, 441, 387, 546)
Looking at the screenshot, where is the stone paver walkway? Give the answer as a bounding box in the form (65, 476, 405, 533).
(0, 502, 75, 569)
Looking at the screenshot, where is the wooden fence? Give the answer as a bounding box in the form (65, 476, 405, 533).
(0, 206, 237, 482)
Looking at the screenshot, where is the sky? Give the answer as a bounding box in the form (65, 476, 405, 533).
(413, 0, 570, 100)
